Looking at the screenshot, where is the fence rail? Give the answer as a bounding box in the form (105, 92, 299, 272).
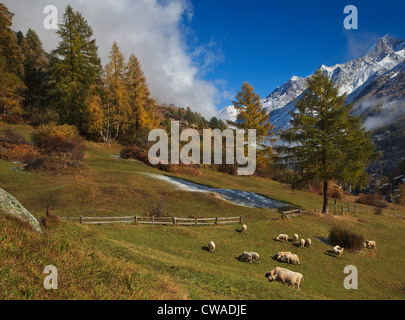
(58, 215, 243, 226)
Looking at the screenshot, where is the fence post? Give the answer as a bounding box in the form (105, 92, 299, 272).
(153, 217, 155, 225)
(134, 215, 138, 224)
(239, 216, 242, 223)
(299, 209, 301, 215)
(80, 216, 83, 224)
(195, 218, 198, 227)
(215, 218, 218, 225)
(173, 217, 176, 226)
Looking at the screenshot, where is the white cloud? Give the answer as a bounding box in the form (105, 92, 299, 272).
(4, 0, 220, 117)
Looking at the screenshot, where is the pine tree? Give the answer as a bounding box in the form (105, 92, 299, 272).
(123, 53, 158, 144)
(227, 82, 277, 171)
(20, 28, 50, 117)
(0, 4, 25, 115)
(277, 70, 379, 213)
(51, 5, 101, 130)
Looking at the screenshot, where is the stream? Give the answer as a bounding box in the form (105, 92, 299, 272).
(141, 173, 288, 209)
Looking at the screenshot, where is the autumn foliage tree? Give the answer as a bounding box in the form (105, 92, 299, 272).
(0, 4, 25, 116)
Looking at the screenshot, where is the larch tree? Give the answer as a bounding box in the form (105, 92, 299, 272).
(227, 82, 278, 173)
(0, 3, 25, 116)
(99, 42, 130, 142)
(276, 70, 379, 214)
(51, 5, 101, 131)
(123, 53, 158, 144)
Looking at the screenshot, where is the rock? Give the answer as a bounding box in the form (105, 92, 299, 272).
(0, 188, 42, 233)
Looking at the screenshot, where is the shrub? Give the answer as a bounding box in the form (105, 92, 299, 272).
(329, 226, 365, 252)
(356, 193, 388, 208)
(25, 124, 86, 173)
(374, 207, 383, 215)
(0, 128, 28, 146)
(1, 114, 23, 124)
(328, 188, 344, 200)
(0, 144, 39, 162)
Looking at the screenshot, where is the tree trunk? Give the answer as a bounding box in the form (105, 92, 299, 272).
(323, 180, 329, 214)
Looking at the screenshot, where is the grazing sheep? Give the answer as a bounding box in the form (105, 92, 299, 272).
(333, 245, 344, 258)
(366, 241, 376, 249)
(293, 234, 299, 242)
(239, 252, 253, 264)
(300, 239, 306, 248)
(274, 251, 292, 262)
(265, 267, 291, 279)
(276, 234, 289, 242)
(249, 252, 260, 264)
(284, 253, 300, 265)
(208, 241, 216, 253)
(268, 270, 304, 290)
(306, 238, 312, 248)
(242, 224, 248, 234)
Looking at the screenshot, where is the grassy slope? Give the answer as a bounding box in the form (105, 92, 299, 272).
(1, 122, 405, 300)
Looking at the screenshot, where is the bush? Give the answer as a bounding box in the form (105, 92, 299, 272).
(0, 128, 28, 146)
(329, 226, 365, 252)
(374, 207, 383, 215)
(1, 114, 23, 124)
(25, 124, 86, 173)
(356, 193, 388, 208)
(328, 188, 344, 200)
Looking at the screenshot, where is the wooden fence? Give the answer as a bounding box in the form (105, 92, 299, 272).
(281, 209, 308, 220)
(59, 215, 243, 226)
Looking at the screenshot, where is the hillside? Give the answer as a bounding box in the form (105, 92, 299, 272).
(1, 122, 405, 300)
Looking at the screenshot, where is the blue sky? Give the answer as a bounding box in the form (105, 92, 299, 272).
(186, 0, 405, 109)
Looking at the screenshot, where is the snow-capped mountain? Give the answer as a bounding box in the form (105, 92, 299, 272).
(219, 35, 405, 132)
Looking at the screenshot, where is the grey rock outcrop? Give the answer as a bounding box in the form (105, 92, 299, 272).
(0, 188, 42, 233)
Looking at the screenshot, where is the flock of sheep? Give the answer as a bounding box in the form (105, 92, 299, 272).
(207, 224, 377, 291)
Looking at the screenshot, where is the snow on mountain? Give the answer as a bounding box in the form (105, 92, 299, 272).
(219, 35, 405, 131)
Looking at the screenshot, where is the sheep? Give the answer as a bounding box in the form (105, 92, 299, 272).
(333, 245, 344, 258)
(265, 267, 291, 279)
(299, 239, 306, 248)
(293, 234, 299, 242)
(306, 238, 312, 248)
(249, 252, 260, 264)
(268, 270, 304, 290)
(241, 224, 248, 234)
(208, 241, 216, 253)
(276, 234, 289, 243)
(239, 252, 253, 264)
(274, 251, 292, 262)
(365, 241, 376, 249)
(285, 253, 300, 265)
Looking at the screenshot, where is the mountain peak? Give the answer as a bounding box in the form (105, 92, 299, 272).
(368, 35, 405, 60)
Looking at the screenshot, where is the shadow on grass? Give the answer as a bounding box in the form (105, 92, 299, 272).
(324, 250, 340, 258)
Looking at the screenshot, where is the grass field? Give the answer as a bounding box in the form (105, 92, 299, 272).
(1, 122, 405, 300)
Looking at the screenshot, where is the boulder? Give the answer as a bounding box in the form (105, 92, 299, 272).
(0, 188, 42, 233)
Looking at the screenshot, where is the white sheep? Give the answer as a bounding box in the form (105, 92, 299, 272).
(239, 252, 253, 264)
(300, 239, 306, 248)
(274, 251, 292, 262)
(333, 245, 344, 258)
(306, 238, 312, 248)
(249, 252, 260, 264)
(268, 270, 304, 290)
(276, 234, 289, 243)
(265, 267, 291, 279)
(285, 253, 300, 265)
(241, 224, 248, 234)
(365, 241, 376, 249)
(293, 234, 299, 242)
(208, 241, 216, 253)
